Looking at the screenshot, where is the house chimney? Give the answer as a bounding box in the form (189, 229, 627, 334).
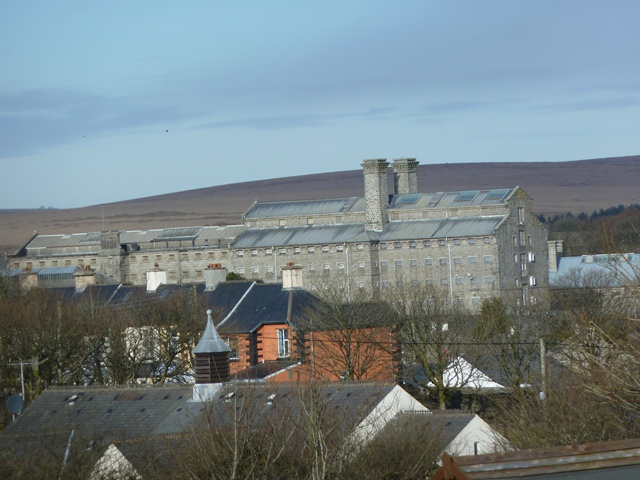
(146, 267, 167, 292)
(547, 240, 564, 273)
(204, 264, 227, 291)
(74, 267, 95, 291)
(282, 263, 303, 289)
(192, 309, 231, 402)
(19, 270, 39, 290)
(362, 159, 390, 231)
(392, 158, 419, 195)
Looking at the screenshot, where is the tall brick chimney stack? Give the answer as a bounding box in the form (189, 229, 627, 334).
(362, 159, 390, 231)
(392, 158, 419, 195)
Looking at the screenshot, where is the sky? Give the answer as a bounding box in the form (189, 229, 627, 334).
(1, 1, 639, 209)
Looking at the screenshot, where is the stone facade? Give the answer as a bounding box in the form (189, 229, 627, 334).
(8, 158, 549, 310)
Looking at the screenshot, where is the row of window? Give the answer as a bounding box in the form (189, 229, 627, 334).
(380, 276, 495, 287)
(380, 237, 492, 250)
(22, 257, 98, 269)
(381, 256, 493, 268)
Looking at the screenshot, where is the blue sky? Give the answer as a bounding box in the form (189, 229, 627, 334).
(1, 1, 639, 209)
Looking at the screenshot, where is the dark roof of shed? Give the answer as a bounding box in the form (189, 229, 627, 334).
(433, 438, 640, 480)
(216, 283, 320, 334)
(231, 360, 299, 381)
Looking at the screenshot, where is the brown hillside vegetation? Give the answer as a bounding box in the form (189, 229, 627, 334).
(1, 155, 638, 255)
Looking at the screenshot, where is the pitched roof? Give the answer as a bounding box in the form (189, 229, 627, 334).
(216, 283, 320, 334)
(193, 309, 231, 354)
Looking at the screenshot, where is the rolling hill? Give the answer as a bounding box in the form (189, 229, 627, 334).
(1, 155, 638, 255)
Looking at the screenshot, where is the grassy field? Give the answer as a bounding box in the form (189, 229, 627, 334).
(1, 155, 638, 255)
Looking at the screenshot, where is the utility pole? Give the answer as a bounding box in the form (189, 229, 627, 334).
(8, 359, 32, 400)
(540, 338, 547, 400)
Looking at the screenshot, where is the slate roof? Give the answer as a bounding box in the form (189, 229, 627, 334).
(244, 197, 364, 218)
(216, 282, 320, 334)
(232, 223, 375, 248)
(379, 216, 505, 241)
(388, 411, 476, 448)
(231, 360, 300, 381)
(0, 382, 402, 476)
(243, 188, 515, 220)
(549, 253, 639, 287)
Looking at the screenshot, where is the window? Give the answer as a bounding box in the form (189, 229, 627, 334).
(322, 245, 329, 253)
(520, 253, 527, 274)
(439, 239, 446, 246)
(90, 258, 96, 265)
(278, 219, 286, 226)
(439, 258, 447, 265)
(38, 261, 45, 268)
(207, 252, 215, 259)
(169, 254, 175, 260)
(265, 249, 273, 256)
(382, 281, 390, 288)
(307, 217, 314, 225)
(336, 245, 344, 252)
(411, 280, 419, 286)
(456, 277, 463, 285)
(471, 297, 480, 305)
(426, 278, 434, 285)
(397, 280, 404, 287)
(454, 257, 462, 265)
(394, 242, 403, 249)
(308, 263, 316, 270)
(308, 246, 315, 253)
(470, 276, 478, 285)
(357, 261, 365, 269)
(251, 266, 259, 273)
(251, 250, 258, 256)
(423, 240, 431, 247)
(528, 235, 532, 246)
(266, 266, 274, 273)
(485, 276, 494, 284)
(528, 252, 536, 262)
(357, 244, 364, 250)
(410, 259, 418, 267)
(519, 230, 526, 246)
(441, 278, 449, 285)
(380, 260, 388, 268)
(221, 251, 228, 259)
(337, 262, 345, 269)
(469, 256, 478, 264)
(380, 243, 388, 250)
(468, 238, 476, 245)
(195, 253, 202, 260)
(529, 276, 537, 286)
(294, 247, 301, 254)
(237, 268, 245, 274)
(483, 237, 491, 244)
(409, 241, 417, 249)
(517, 207, 524, 224)
(323, 263, 331, 270)
(424, 258, 433, 266)
(453, 239, 461, 245)
(196, 270, 203, 278)
(484, 255, 492, 263)
(142, 256, 149, 263)
(277, 329, 290, 358)
(155, 254, 162, 261)
(237, 250, 244, 257)
(279, 248, 287, 255)
(395, 260, 403, 267)
(181, 253, 188, 261)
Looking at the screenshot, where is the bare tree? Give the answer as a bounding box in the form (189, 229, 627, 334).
(388, 284, 481, 409)
(299, 286, 398, 382)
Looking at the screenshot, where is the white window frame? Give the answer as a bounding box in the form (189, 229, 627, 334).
(277, 329, 290, 358)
